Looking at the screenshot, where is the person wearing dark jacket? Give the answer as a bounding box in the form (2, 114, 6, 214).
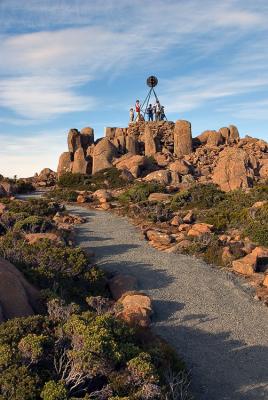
(146, 104, 153, 121)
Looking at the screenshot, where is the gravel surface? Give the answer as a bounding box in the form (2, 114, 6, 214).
(68, 206, 268, 400)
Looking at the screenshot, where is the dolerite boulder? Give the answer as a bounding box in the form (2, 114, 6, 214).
(169, 160, 191, 175)
(92, 138, 117, 174)
(212, 148, 252, 191)
(144, 170, 171, 185)
(105, 127, 117, 140)
(36, 168, 57, 186)
(57, 152, 73, 176)
(0, 257, 40, 322)
(219, 127, 230, 143)
(81, 127, 94, 149)
(174, 120, 192, 157)
(229, 125, 240, 142)
(144, 125, 158, 156)
(114, 153, 148, 178)
(0, 181, 16, 196)
(259, 159, 268, 179)
(126, 136, 138, 154)
(206, 131, 224, 147)
(0, 185, 7, 198)
(196, 130, 213, 144)
(68, 128, 81, 156)
(72, 148, 92, 174)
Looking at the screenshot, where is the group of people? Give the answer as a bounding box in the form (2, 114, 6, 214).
(129, 99, 166, 122)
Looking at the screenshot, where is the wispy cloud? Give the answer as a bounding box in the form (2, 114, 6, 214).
(0, 1, 267, 121)
(0, 75, 94, 119)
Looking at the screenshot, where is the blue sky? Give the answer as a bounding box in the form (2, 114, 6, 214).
(0, 0, 268, 177)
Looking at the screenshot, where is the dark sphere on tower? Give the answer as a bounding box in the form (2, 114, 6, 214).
(146, 76, 158, 88)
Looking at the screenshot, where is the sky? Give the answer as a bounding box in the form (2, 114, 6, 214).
(0, 0, 268, 177)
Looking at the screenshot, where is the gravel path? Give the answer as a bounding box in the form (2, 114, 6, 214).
(68, 206, 268, 400)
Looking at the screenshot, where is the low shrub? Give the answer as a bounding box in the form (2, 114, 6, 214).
(58, 168, 128, 191)
(0, 309, 185, 400)
(118, 182, 165, 204)
(58, 172, 88, 189)
(182, 234, 223, 266)
(16, 180, 35, 194)
(46, 189, 78, 202)
(170, 190, 191, 211)
(13, 216, 53, 233)
(0, 233, 106, 303)
(188, 184, 225, 208)
(2, 198, 61, 217)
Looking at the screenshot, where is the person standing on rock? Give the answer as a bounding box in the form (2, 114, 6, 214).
(160, 105, 166, 121)
(135, 100, 141, 121)
(129, 107, 135, 122)
(152, 104, 156, 121)
(146, 104, 154, 121)
(155, 100, 161, 121)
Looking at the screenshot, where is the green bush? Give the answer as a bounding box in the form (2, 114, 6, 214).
(46, 189, 78, 202)
(0, 233, 106, 303)
(0, 305, 186, 399)
(58, 168, 128, 191)
(16, 180, 35, 194)
(41, 381, 67, 400)
(0, 365, 40, 400)
(170, 190, 191, 211)
(188, 184, 225, 208)
(58, 172, 88, 188)
(14, 216, 52, 233)
(2, 198, 61, 217)
(127, 352, 158, 383)
(170, 184, 225, 211)
(118, 182, 165, 204)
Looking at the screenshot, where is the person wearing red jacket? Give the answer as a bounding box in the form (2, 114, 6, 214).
(135, 100, 141, 121)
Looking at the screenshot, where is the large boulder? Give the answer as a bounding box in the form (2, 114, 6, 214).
(114, 154, 148, 178)
(196, 130, 213, 144)
(80, 127, 94, 150)
(229, 125, 240, 142)
(72, 148, 92, 174)
(0, 181, 17, 196)
(0, 257, 40, 322)
(206, 131, 224, 147)
(144, 170, 171, 185)
(57, 152, 73, 176)
(126, 136, 138, 154)
(144, 125, 158, 156)
(116, 292, 153, 327)
(259, 159, 268, 179)
(169, 160, 191, 175)
(0, 185, 7, 198)
(67, 128, 81, 156)
(92, 138, 117, 174)
(113, 135, 126, 153)
(212, 148, 252, 191)
(105, 127, 117, 140)
(38, 168, 55, 180)
(174, 120, 192, 157)
(148, 193, 172, 202)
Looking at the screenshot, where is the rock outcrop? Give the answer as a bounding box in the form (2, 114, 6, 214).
(57, 152, 72, 176)
(174, 120, 192, 157)
(92, 138, 117, 174)
(57, 120, 267, 191)
(212, 148, 252, 191)
(58, 127, 95, 176)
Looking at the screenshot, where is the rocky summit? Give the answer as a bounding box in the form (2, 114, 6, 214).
(57, 120, 268, 191)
